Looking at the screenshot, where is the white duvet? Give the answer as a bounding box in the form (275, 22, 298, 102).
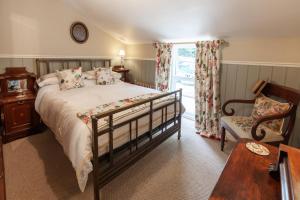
(35, 80, 182, 191)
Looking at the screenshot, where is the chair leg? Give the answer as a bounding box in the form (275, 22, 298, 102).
(220, 126, 226, 151)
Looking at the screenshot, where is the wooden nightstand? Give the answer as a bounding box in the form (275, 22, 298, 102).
(0, 67, 40, 143)
(112, 66, 130, 82)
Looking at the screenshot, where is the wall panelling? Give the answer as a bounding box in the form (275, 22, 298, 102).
(1, 58, 299, 147)
(125, 59, 300, 147)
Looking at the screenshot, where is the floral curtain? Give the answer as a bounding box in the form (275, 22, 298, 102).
(153, 43, 173, 92)
(195, 40, 222, 139)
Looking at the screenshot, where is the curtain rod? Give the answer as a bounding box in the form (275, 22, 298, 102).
(157, 40, 226, 45)
(170, 42, 196, 45)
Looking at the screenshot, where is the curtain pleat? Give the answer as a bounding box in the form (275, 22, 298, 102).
(153, 42, 173, 92)
(195, 40, 222, 139)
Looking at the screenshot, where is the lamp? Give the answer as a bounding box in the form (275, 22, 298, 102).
(119, 49, 125, 68)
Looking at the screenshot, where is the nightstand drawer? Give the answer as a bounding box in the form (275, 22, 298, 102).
(4, 100, 34, 134)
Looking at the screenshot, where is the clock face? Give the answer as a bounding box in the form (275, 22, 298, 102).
(70, 22, 89, 43)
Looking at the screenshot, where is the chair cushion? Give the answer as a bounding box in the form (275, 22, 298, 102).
(251, 95, 290, 133)
(221, 116, 284, 143)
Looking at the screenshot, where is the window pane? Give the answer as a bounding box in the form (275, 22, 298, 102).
(172, 45, 196, 119)
(175, 48, 195, 78)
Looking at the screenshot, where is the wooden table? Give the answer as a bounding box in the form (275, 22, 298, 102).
(209, 139, 281, 200)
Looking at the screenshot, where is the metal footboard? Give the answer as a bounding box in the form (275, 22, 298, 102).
(91, 89, 182, 200)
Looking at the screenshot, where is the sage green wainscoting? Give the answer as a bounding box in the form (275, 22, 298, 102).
(125, 59, 156, 84)
(125, 59, 300, 147)
(220, 64, 300, 147)
(0, 58, 36, 73)
(1, 58, 299, 147)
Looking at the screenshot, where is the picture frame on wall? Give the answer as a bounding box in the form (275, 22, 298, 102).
(70, 22, 89, 43)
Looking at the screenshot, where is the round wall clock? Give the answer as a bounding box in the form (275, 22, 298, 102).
(70, 22, 89, 43)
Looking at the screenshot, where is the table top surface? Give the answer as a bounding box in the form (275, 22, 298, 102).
(112, 68, 129, 72)
(209, 139, 281, 200)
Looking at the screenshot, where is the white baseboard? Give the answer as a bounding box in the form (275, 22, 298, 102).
(221, 60, 300, 68)
(125, 57, 300, 67)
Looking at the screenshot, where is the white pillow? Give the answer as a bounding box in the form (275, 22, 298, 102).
(83, 70, 96, 80)
(112, 71, 122, 80)
(37, 76, 59, 87)
(83, 79, 97, 87)
(36, 72, 56, 83)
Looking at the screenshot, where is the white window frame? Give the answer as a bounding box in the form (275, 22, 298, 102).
(170, 43, 196, 91)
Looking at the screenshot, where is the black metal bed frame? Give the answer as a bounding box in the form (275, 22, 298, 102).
(91, 89, 182, 200)
(36, 58, 111, 77)
(35, 58, 182, 200)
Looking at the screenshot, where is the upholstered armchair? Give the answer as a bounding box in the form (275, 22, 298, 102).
(220, 83, 300, 151)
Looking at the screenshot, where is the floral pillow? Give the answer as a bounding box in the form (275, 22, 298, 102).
(56, 67, 84, 90)
(251, 95, 290, 133)
(96, 68, 115, 85)
(94, 67, 123, 81)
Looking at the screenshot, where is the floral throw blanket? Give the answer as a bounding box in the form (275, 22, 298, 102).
(77, 93, 174, 130)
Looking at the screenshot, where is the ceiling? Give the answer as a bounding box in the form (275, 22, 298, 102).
(66, 0, 300, 44)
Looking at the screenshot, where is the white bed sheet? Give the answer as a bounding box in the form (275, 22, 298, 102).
(35, 80, 182, 192)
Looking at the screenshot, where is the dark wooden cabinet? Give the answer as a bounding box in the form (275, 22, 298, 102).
(209, 139, 281, 200)
(0, 136, 5, 200)
(269, 144, 300, 200)
(3, 99, 36, 135)
(0, 67, 40, 143)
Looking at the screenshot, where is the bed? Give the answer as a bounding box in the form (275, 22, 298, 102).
(35, 58, 183, 200)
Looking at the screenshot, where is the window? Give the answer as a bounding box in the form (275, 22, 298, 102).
(171, 44, 196, 119)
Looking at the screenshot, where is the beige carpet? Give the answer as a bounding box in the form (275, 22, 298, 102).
(3, 118, 234, 200)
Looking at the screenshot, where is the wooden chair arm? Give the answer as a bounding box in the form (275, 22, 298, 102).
(251, 105, 294, 141)
(222, 99, 256, 116)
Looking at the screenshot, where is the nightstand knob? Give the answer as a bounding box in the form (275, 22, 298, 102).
(20, 113, 24, 117)
(17, 101, 24, 105)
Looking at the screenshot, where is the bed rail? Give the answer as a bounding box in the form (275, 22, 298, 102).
(91, 89, 182, 200)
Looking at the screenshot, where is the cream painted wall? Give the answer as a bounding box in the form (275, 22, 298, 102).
(1, 0, 300, 64)
(223, 37, 300, 63)
(0, 0, 125, 57)
(126, 37, 300, 64)
(126, 44, 156, 60)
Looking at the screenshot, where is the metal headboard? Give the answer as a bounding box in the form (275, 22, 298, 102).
(36, 58, 111, 78)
